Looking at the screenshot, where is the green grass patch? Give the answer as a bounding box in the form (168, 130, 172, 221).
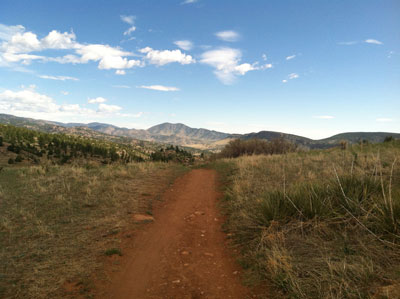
(105, 248, 122, 257)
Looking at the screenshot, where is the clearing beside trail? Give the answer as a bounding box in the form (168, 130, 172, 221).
(95, 169, 259, 299)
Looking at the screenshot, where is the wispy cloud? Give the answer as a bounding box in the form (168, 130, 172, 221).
(174, 40, 193, 51)
(123, 26, 136, 36)
(365, 39, 383, 45)
(61, 91, 69, 95)
(115, 69, 126, 75)
(120, 15, 135, 25)
(200, 47, 257, 84)
(138, 85, 180, 92)
(88, 97, 107, 104)
(97, 103, 122, 113)
(181, 0, 198, 4)
(313, 115, 334, 119)
(282, 73, 299, 83)
(338, 41, 358, 46)
(39, 75, 78, 81)
(286, 54, 296, 60)
(215, 30, 240, 42)
(338, 39, 383, 46)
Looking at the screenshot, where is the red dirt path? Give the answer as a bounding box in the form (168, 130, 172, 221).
(95, 169, 259, 299)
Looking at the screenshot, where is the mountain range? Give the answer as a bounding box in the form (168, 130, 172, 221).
(0, 113, 399, 151)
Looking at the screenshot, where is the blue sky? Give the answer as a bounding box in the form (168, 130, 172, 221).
(0, 0, 399, 139)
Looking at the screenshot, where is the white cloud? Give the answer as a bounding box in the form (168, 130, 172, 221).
(0, 24, 142, 70)
(200, 47, 258, 84)
(39, 75, 79, 81)
(0, 87, 133, 123)
(138, 85, 180, 91)
(288, 73, 299, 79)
(0, 24, 25, 41)
(139, 47, 195, 66)
(286, 54, 296, 60)
(88, 97, 107, 104)
(61, 91, 69, 95)
(181, 0, 198, 4)
(365, 39, 383, 45)
(0, 88, 95, 118)
(215, 30, 240, 42)
(123, 26, 136, 36)
(282, 79, 288, 83)
(262, 53, 267, 61)
(174, 40, 193, 51)
(120, 15, 135, 25)
(115, 69, 126, 75)
(260, 63, 272, 69)
(76, 44, 141, 69)
(313, 115, 334, 119)
(376, 118, 393, 122)
(41, 30, 77, 49)
(98, 103, 122, 113)
(0, 26, 77, 65)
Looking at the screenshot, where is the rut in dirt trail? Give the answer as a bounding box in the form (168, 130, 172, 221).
(97, 169, 255, 299)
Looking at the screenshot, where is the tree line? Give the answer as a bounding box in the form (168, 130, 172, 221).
(0, 124, 144, 165)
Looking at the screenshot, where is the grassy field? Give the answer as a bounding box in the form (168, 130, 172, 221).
(0, 162, 187, 298)
(213, 141, 400, 298)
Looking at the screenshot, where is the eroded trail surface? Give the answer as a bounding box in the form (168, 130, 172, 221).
(97, 169, 253, 299)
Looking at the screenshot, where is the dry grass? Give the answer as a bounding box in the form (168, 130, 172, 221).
(213, 141, 400, 298)
(0, 162, 187, 298)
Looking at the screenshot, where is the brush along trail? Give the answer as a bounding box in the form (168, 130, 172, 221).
(96, 169, 256, 299)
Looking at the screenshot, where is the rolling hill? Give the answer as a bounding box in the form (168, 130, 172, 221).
(0, 113, 399, 150)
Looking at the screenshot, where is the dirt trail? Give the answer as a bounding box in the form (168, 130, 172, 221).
(96, 169, 255, 299)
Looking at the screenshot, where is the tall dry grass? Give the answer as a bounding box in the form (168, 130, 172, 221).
(214, 141, 400, 298)
(0, 162, 187, 298)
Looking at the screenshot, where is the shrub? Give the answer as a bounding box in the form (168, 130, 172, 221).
(7, 158, 14, 164)
(15, 155, 23, 162)
(219, 138, 297, 158)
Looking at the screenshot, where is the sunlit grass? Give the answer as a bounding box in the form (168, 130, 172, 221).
(213, 141, 400, 298)
(0, 162, 187, 298)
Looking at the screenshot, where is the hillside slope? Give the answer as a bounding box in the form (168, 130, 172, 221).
(1, 113, 399, 150)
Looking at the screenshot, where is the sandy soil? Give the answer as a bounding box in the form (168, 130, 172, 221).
(95, 169, 259, 299)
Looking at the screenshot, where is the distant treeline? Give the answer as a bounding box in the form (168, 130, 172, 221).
(0, 124, 144, 165)
(219, 138, 298, 158)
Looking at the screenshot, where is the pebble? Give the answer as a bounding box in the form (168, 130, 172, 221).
(172, 279, 180, 284)
(181, 251, 190, 255)
(204, 252, 214, 257)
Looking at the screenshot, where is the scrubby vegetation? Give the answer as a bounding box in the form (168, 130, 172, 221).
(150, 145, 194, 163)
(214, 140, 400, 298)
(218, 138, 297, 158)
(0, 124, 146, 165)
(0, 162, 187, 298)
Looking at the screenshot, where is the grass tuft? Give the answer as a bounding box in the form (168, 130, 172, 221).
(213, 141, 400, 298)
